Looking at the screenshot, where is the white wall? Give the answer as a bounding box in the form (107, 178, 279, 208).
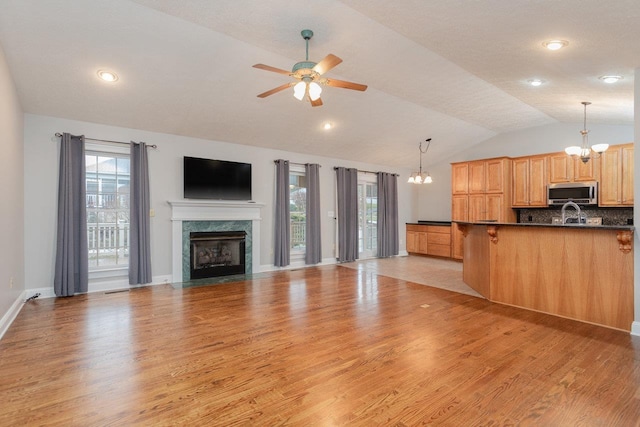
(23, 114, 414, 291)
(417, 122, 635, 220)
(0, 43, 25, 332)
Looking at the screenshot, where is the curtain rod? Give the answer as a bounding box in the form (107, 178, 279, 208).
(273, 160, 322, 167)
(55, 133, 157, 149)
(333, 166, 398, 176)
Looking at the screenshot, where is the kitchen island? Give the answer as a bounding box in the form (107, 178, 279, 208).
(456, 221, 634, 331)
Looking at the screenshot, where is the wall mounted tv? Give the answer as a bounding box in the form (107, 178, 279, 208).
(183, 156, 252, 201)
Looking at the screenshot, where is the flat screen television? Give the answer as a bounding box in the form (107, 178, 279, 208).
(183, 156, 252, 200)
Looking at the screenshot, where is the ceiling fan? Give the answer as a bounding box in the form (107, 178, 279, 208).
(253, 29, 368, 107)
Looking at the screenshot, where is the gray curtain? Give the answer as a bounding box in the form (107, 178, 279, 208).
(377, 172, 399, 257)
(274, 159, 290, 267)
(305, 163, 322, 264)
(336, 167, 359, 262)
(129, 142, 152, 284)
(54, 133, 88, 297)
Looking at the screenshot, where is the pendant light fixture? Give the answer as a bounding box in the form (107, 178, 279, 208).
(564, 101, 608, 163)
(408, 138, 433, 184)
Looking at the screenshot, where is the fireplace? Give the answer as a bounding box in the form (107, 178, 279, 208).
(189, 231, 246, 279)
(169, 200, 264, 283)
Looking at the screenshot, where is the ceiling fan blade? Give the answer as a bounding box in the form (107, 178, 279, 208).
(324, 78, 368, 91)
(253, 64, 292, 76)
(310, 97, 323, 107)
(257, 83, 293, 98)
(313, 54, 342, 75)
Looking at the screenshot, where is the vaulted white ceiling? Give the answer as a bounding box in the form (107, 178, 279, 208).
(0, 0, 636, 168)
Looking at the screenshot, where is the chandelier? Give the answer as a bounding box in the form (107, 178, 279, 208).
(408, 139, 433, 184)
(564, 101, 609, 163)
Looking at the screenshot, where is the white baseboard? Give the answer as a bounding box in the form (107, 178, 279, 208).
(631, 321, 640, 337)
(23, 274, 174, 300)
(0, 292, 27, 340)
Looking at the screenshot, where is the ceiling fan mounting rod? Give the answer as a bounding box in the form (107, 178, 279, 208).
(301, 29, 313, 61)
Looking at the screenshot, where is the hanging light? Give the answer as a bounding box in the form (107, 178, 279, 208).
(408, 138, 433, 184)
(308, 81, 322, 101)
(293, 81, 306, 100)
(293, 77, 322, 101)
(564, 101, 608, 163)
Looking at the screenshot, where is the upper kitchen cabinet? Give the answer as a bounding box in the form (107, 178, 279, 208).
(548, 152, 599, 183)
(512, 155, 547, 207)
(451, 162, 469, 195)
(468, 161, 486, 194)
(485, 158, 509, 193)
(600, 143, 634, 206)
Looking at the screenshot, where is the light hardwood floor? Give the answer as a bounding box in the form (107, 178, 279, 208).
(1, 263, 639, 425)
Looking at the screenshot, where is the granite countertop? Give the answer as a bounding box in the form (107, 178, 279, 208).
(406, 220, 452, 226)
(453, 220, 634, 231)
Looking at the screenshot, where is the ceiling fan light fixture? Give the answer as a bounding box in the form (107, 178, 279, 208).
(308, 81, 322, 101)
(293, 81, 306, 100)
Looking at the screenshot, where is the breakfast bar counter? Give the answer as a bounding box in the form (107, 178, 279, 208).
(455, 221, 634, 331)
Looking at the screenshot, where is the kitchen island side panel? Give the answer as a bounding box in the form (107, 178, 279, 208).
(463, 223, 633, 331)
(487, 225, 633, 331)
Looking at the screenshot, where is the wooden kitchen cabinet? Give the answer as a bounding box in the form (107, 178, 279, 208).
(426, 226, 451, 257)
(468, 161, 486, 194)
(406, 224, 451, 258)
(451, 162, 469, 195)
(485, 158, 508, 193)
(548, 152, 599, 183)
(468, 193, 509, 222)
(512, 155, 547, 207)
(573, 156, 599, 182)
(451, 157, 513, 260)
(454, 158, 509, 195)
(406, 227, 427, 254)
(600, 143, 634, 206)
(547, 153, 572, 183)
(451, 195, 468, 260)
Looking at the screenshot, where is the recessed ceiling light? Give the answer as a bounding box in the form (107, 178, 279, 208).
(599, 75, 623, 84)
(323, 122, 333, 130)
(542, 40, 568, 51)
(528, 79, 544, 87)
(97, 70, 118, 82)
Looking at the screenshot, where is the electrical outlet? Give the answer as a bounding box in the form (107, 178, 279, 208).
(9, 277, 14, 288)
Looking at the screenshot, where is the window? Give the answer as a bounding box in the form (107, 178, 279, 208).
(289, 166, 306, 252)
(85, 148, 130, 269)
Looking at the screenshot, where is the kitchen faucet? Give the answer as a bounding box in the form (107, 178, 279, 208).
(561, 201, 583, 224)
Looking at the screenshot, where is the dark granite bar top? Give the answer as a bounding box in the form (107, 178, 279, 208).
(406, 220, 452, 226)
(453, 220, 634, 231)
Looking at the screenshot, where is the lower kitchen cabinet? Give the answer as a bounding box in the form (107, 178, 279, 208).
(406, 224, 452, 258)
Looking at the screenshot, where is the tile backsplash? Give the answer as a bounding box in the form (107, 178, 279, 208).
(517, 207, 633, 226)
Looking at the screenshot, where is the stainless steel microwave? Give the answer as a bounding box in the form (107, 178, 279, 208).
(547, 182, 598, 205)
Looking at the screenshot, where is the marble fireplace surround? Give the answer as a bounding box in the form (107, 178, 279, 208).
(169, 200, 264, 283)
